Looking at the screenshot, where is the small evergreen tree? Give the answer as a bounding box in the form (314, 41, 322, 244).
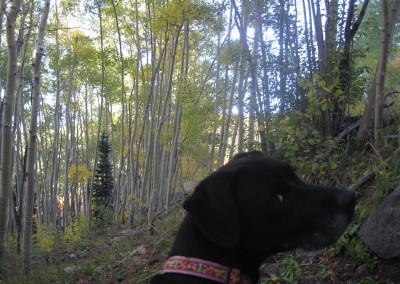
(92, 131, 114, 224)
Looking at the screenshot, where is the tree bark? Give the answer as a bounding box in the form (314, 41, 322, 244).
(49, 2, 62, 229)
(254, 2, 274, 154)
(234, 0, 249, 152)
(357, 0, 400, 148)
(0, 0, 22, 259)
(22, 0, 50, 271)
(128, 0, 142, 228)
(12, 0, 33, 251)
(209, 17, 222, 171)
(148, 24, 182, 225)
(374, 0, 400, 149)
(333, 0, 369, 135)
(63, 49, 77, 230)
(111, 0, 126, 227)
(218, 5, 234, 166)
(219, 63, 238, 165)
(374, 0, 389, 149)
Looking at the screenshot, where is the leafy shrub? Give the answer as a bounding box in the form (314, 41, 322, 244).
(34, 224, 55, 253)
(262, 253, 302, 284)
(92, 204, 113, 227)
(315, 263, 330, 281)
(62, 213, 90, 251)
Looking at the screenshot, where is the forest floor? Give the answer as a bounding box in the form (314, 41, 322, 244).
(2, 200, 399, 284)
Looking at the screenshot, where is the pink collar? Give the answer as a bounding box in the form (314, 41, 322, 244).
(162, 256, 253, 284)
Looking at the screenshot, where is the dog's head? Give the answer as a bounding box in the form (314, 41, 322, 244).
(183, 151, 355, 257)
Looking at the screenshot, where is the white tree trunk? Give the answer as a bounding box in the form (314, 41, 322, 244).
(0, 0, 22, 259)
(22, 0, 50, 270)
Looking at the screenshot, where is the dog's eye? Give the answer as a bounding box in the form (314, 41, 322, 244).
(273, 194, 284, 205)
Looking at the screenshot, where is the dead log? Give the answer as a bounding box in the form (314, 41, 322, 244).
(323, 119, 362, 159)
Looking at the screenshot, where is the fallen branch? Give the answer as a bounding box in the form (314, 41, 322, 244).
(349, 146, 400, 190)
(323, 119, 362, 159)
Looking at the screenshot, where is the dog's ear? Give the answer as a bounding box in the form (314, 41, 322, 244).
(183, 172, 240, 248)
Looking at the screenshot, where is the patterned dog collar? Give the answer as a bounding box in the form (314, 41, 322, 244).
(162, 256, 253, 284)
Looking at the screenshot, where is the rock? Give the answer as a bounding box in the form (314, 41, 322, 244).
(260, 263, 280, 277)
(119, 229, 140, 237)
(132, 244, 146, 255)
(64, 264, 81, 273)
(358, 185, 400, 258)
(131, 255, 142, 266)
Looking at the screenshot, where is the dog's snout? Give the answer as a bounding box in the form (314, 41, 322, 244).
(330, 189, 356, 240)
(337, 189, 356, 208)
(322, 189, 355, 213)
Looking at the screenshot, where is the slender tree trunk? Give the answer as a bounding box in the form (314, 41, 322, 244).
(331, 0, 365, 135)
(310, 0, 335, 139)
(357, 0, 400, 147)
(219, 63, 238, 165)
(302, 0, 313, 77)
(166, 21, 188, 210)
(356, 67, 378, 145)
(128, 0, 142, 228)
(70, 101, 78, 218)
(83, 84, 90, 218)
(111, 0, 126, 227)
(165, 104, 181, 210)
(278, 0, 287, 112)
(22, 0, 50, 271)
(323, 0, 338, 139)
(217, 5, 233, 166)
(0, 0, 6, 50)
(229, 116, 239, 159)
(374, 0, 400, 149)
(310, 0, 324, 71)
(49, 2, 62, 229)
(254, 2, 274, 154)
(141, 1, 167, 224)
(218, 63, 229, 167)
(63, 48, 77, 229)
(148, 25, 182, 225)
(209, 18, 222, 171)
(375, 0, 389, 149)
(13, 0, 33, 250)
(0, 0, 22, 258)
(234, 0, 250, 152)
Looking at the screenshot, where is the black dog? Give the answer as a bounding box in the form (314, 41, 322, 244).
(152, 151, 355, 283)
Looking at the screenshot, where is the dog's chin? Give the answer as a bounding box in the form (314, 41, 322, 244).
(298, 214, 350, 251)
(299, 224, 347, 251)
